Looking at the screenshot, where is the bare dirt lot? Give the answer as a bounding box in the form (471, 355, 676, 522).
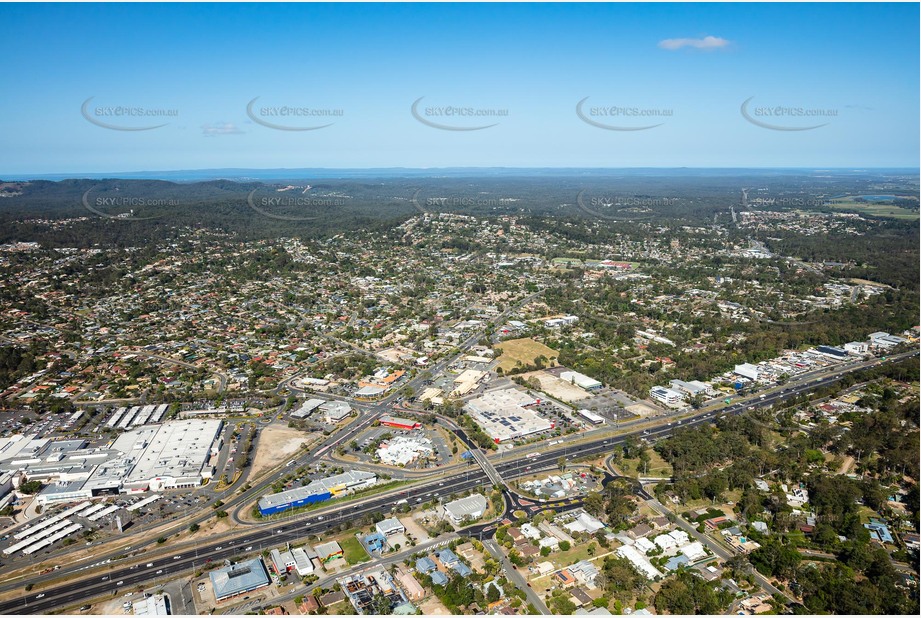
(419, 596, 452, 614)
(519, 370, 591, 403)
(250, 425, 309, 478)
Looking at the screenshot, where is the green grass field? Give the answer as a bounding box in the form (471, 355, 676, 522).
(826, 199, 919, 220)
(339, 535, 371, 565)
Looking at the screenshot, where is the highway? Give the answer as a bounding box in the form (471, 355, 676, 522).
(0, 350, 914, 614)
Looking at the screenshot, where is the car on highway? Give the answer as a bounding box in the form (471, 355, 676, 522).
(155, 570, 163, 574)
(116, 581, 124, 586)
(35, 594, 45, 599)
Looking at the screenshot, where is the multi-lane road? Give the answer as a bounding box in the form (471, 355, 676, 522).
(0, 349, 915, 614)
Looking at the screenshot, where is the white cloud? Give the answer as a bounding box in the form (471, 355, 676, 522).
(201, 122, 244, 137)
(658, 35, 730, 51)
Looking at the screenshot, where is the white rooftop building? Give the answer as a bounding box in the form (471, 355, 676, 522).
(465, 388, 553, 443)
(443, 494, 488, 525)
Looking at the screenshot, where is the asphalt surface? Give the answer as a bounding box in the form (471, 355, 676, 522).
(1, 350, 914, 615)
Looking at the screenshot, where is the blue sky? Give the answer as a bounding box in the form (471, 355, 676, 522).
(1, 2, 918, 175)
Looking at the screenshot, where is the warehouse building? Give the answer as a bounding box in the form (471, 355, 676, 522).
(733, 363, 761, 381)
(257, 470, 377, 516)
(465, 388, 553, 443)
(560, 371, 603, 391)
(210, 559, 271, 602)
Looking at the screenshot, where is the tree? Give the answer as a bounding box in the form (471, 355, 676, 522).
(557, 457, 567, 473)
(558, 540, 571, 552)
(18, 480, 42, 494)
(486, 583, 501, 603)
(188, 523, 200, 533)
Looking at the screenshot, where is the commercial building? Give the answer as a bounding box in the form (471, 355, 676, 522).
(669, 380, 714, 399)
(133, 594, 170, 616)
(869, 332, 907, 349)
(315, 541, 344, 563)
(291, 398, 324, 419)
(2, 420, 222, 504)
(443, 494, 488, 525)
(649, 386, 684, 407)
(452, 369, 487, 396)
(118, 419, 223, 492)
(378, 415, 421, 431)
(320, 401, 352, 424)
(843, 341, 869, 355)
(733, 363, 760, 381)
(560, 371, 603, 391)
(577, 409, 605, 425)
(257, 470, 377, 516)
(465, 388, 553, 443)
(376, 517, 405, 537)
(210, 559, 271, 602)
(376, 436, 433, 466)
(815, 345, 848, 359)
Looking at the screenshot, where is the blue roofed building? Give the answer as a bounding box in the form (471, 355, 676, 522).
(430, 571, 449, 586)
(435, 548, 459, 567)
(865, 519, 894, 544)
(450, 561, 472, 577)
(664, 555, 690, 571)
(209, 558, 271, 602)
(363, 532, 387, 554)
(415, 557, 436, 573)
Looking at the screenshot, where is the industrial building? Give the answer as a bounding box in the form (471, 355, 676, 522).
(465, 388, 553, 443)
(257, 470, 377, 516)
(209, 559, 271, 602)
(443, 494, 488, 525)
(560, 371, 603, 391)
